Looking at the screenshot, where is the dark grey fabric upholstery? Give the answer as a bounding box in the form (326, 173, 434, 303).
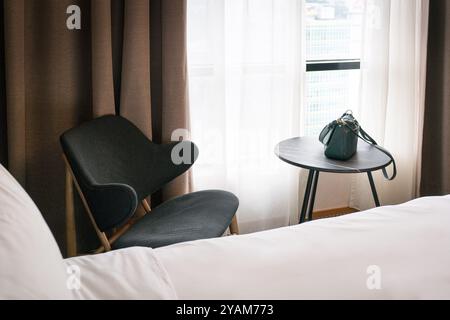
(113, 190, 239, 249)
(60, 115, 197, 231)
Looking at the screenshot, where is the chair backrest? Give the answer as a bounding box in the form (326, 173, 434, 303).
(60, 115, 197, 231)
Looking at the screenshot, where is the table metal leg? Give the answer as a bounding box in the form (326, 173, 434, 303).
(307, 171, 320, 221)
(367, 171, 380, 207)
(299, 170, 314, 223)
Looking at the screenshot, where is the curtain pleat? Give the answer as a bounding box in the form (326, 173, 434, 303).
(119, 0, 152, 138)
(111, 0, 125, 115)
(161, 0, 190, 143)
(420, 0, 450, 195)
(0, 1, 8, 168)
(186, 1, 303, 231)
(350, 0, 429, 210)
(160, 0, 191, 199)
(0, 0, 190, 254)
(91, 0, 115, 116)
(4, 0, 26, 185)
(2, 0, 95, 253)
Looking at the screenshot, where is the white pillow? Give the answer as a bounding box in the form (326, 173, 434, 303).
(0, 165, 71, 299)
(65, 247, 178, 300)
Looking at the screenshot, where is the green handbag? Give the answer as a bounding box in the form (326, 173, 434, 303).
(319, 110, 397, 180)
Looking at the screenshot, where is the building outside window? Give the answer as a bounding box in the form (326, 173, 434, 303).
(304, 0, 364, 136)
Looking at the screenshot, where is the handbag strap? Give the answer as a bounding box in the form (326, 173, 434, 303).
(342, 122, 397, 181)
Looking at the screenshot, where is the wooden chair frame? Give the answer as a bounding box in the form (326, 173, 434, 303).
(64, 155, 239, 257)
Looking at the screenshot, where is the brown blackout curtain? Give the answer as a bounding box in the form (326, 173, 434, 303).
(421, 0, 450, 196)
(0, 0, 191, 254)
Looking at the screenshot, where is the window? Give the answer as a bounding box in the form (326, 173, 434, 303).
(304, 0, 364, 136)
(187, 0, 426, 228)
(188, 0, 365, 138)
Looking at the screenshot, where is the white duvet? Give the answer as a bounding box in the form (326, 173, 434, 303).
(69, 196, 450, 300)
(1, 163, 450, 299)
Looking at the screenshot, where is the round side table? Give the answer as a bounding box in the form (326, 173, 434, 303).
(275, 137, 392, 223)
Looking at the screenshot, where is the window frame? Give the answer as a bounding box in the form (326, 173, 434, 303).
(306, 59, 360, 72)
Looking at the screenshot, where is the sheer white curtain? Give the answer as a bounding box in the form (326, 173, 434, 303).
(187, 0, 304, 232)
(350, 0, 429, 209)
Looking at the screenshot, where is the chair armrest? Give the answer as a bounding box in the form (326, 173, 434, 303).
(82, 182, 138, 232)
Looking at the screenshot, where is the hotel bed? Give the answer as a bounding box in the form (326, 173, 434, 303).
(1, 164, 450, 299)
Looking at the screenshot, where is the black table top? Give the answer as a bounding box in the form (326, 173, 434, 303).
(275, 136, 392, 173)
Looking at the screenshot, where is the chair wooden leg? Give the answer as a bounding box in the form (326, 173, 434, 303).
(65, 165, 77, 257)
(141, 198, 151, 213)
(229, 214, 239, 235)
(97, 232, 111, 251)
(93, 199, 150, 254)
(64, 155, 112, 252)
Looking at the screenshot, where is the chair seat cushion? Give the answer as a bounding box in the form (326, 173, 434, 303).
(113, 190, 239, 249)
